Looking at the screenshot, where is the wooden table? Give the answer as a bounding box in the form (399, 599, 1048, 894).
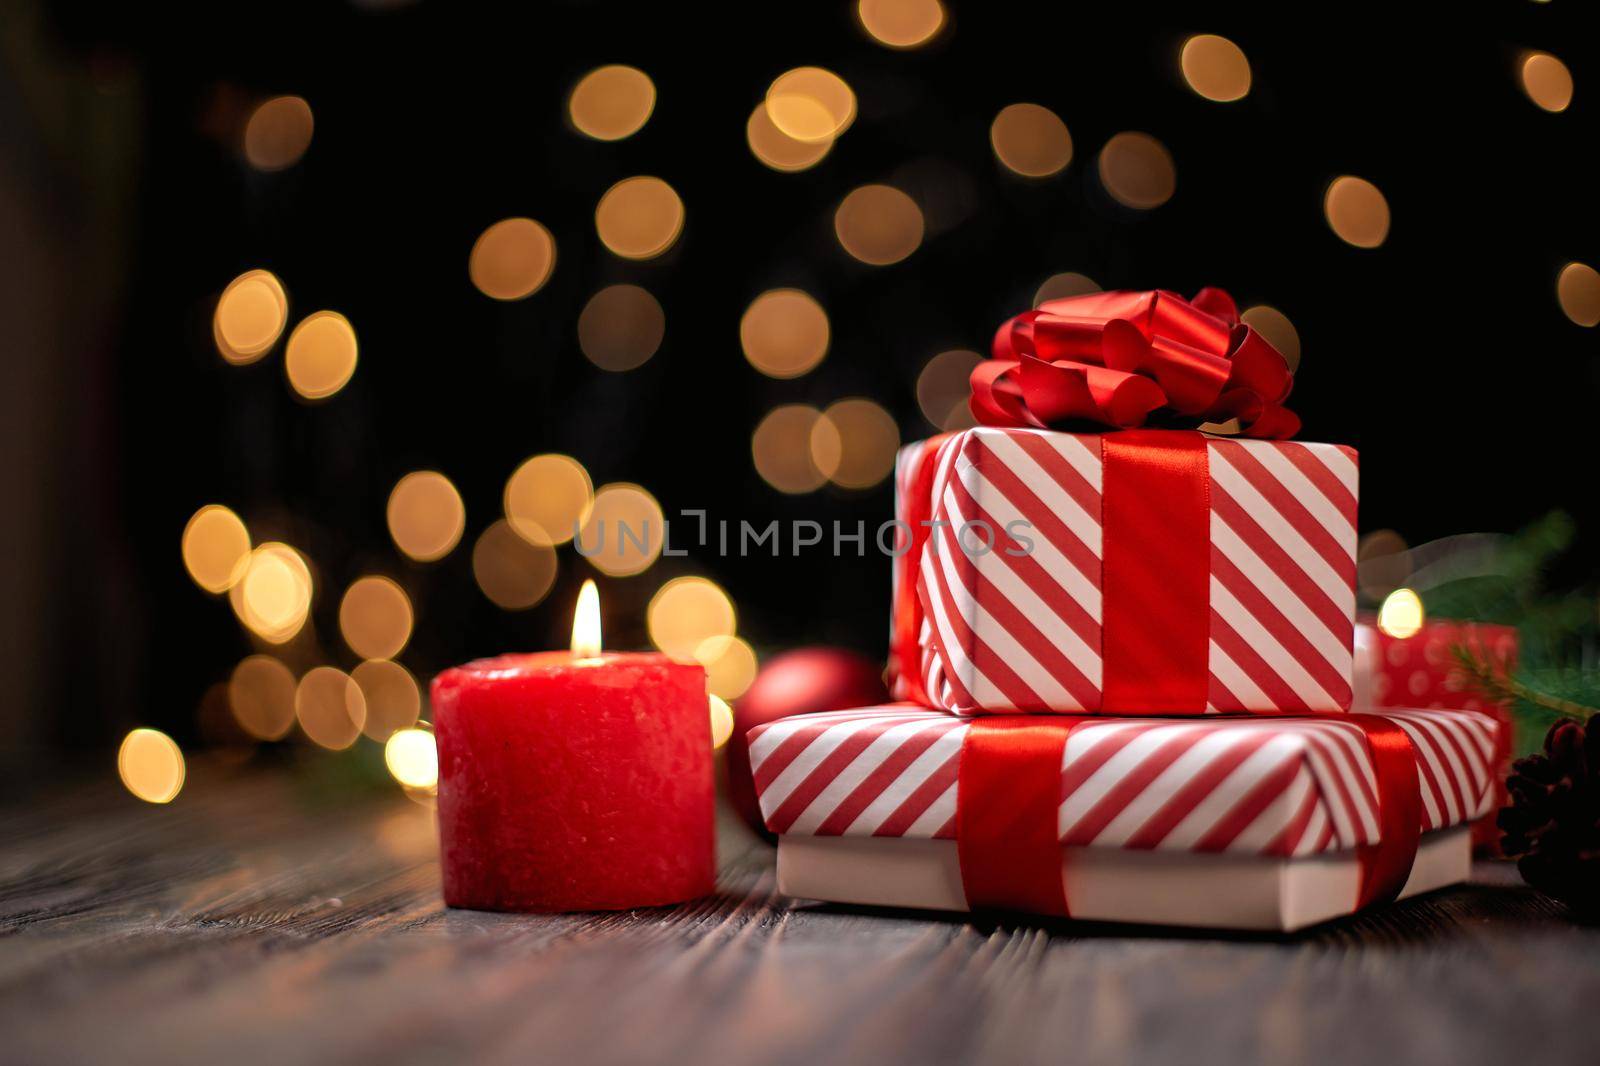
(2, 766, 1596, 1066)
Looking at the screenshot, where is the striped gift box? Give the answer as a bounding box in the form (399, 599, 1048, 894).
(749, 704, 1498, 858)
(891, 427, 1360, 715)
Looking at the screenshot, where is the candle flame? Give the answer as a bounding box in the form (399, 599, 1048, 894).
(572, 579, 603, 657)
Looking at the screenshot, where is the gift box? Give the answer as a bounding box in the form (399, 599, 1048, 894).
(890, 426, 1359, 716)
(750, 703, 1499, 931)
(1355, 618, 1519, 851)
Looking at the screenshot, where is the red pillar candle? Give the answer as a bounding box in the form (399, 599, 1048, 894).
(431, 582, 715, 912)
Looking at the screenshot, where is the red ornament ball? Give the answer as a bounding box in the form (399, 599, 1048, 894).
(724, 647, 889, 840)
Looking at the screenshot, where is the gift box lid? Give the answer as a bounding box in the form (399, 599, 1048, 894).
(749, 704, 1498, 858)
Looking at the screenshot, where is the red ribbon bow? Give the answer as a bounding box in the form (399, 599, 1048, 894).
(973, 288, 1300, 439)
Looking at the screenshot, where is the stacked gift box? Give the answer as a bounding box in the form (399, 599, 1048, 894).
(746, 289, 1504, 931)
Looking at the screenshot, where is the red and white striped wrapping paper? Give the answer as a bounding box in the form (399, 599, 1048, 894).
(891, 427, 1360, 715)
(749, 704, 1497, 858)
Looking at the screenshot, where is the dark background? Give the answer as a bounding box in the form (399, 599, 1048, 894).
(1, 0, 1592, 768)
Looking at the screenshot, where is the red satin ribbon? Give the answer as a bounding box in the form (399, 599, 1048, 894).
(891, 434, 950, 707)
(973, 288, 1299, 440)
(1101, 431, 1209, 713)
(954, 714, 1424, 917)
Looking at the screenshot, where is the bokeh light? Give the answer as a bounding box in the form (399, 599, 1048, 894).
(990, 103, 1073, 177)
(578, 285, 665, 371)
(568, 65, 656, 140)
(835, 185, 924, 265)
(1324, 176, 1390, 249)
(1557, 262, 1600, 327)
(857, 0, 945, 49)
(385, 726, 439, 790)
(213, 269, 288, 365)
(578, 482, 665, 577)
(229, 542, 313, 643)
(295, 666, 366, 750)
(285, 311, 358, 400)
(387, 471, 465, 562)
(916, 349, 983, 429)
(469, 218, 557, 300)
(472, 519, 558, 609)
(816, 398, 900, 489)
(709, 695, 736, 749)
(746, 103, 833, 172)
(1180, 35, 1252, 102)
(504, 453, 593, 546)
(1520, 51, 1573, 113)
(339, 575, 414, 661)
(243, 95, 314, 171)
(1358, 529, 1412, 602)
(1034, 272, 1101, 306)
(765, 67, 856, 143)
(595, 176, 684, 259)
(1240, 305, 1302, 372)
(1098, 132, 1177, 209)
(695, 634, 758, 700)
(752, 405, 835, 494)
(117, 728, 185, 804)
(182, 504, 251, 594)
(1377, 588, 1425, 640)
(648, 576, 737, 662)
(228, 654, 298, 741)
(353, 659, 422, 742)
(740, 289, 829, 378)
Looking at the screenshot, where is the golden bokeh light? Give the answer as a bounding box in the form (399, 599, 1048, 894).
(385, 726, 439, 791)
(214, 269, 288, 365)
(1377, 588, 1425, 641)
(1520, 51, 1573, 113)
(746, 103, 834, 172)
(990, 103, 1073, 177)
(1034, 272, 1101, 306)
(765, 67, 856, 143)
(1324, 176, 1390, 249)
(182, 504, 251, 594)
(752, 405, 835, 494)
(469, 218, 557, 301)
(568, 65, 657, 140)
(835, 185, 924, 265)
(696, 634, 758, 701)
(228, 654, 298, 741)
(472, 519, 559, 610)
(1557, 262, 1600, 327)
(916, 349, 983, 429)
(1241, 305, 1302, 372)
(387, 471, 465, 562)
(578, 285, 665, 371)
(295, 666, 366, 750)
(1358, 529, 1412, 602)
(595, 176, 684, 260)
(578, 482, 665, 577)
(353, 659, 422, 742)
(817, 398, 900, 489)
(243, 95, 314, 171)
(1180, 35, 1252, 102)
(1098, 132, 1177, 209)
(285, 311, 358, 400)
(504, 453, 593, 546)
(741, 289, 830, 378)
(339, 576, 414, 661)
(118, 729, 185, 804)
(648, 576, 737, 663)
(857, 0, 945, 49)
(709, 695, 736, 750)
(229, 542, 313, 643)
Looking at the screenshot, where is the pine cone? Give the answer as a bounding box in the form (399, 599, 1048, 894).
(1498, 717, 1600, 912)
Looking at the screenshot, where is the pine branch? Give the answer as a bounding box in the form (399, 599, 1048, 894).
(1450, 644, 1600, 723)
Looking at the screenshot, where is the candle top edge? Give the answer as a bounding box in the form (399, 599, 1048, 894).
(432, 651, 696, 691)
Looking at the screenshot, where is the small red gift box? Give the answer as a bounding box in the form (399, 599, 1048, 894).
(1355, 618, 1519, 851)
(890, 426, 1359, 715)
(750, 703, 1500, 930)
